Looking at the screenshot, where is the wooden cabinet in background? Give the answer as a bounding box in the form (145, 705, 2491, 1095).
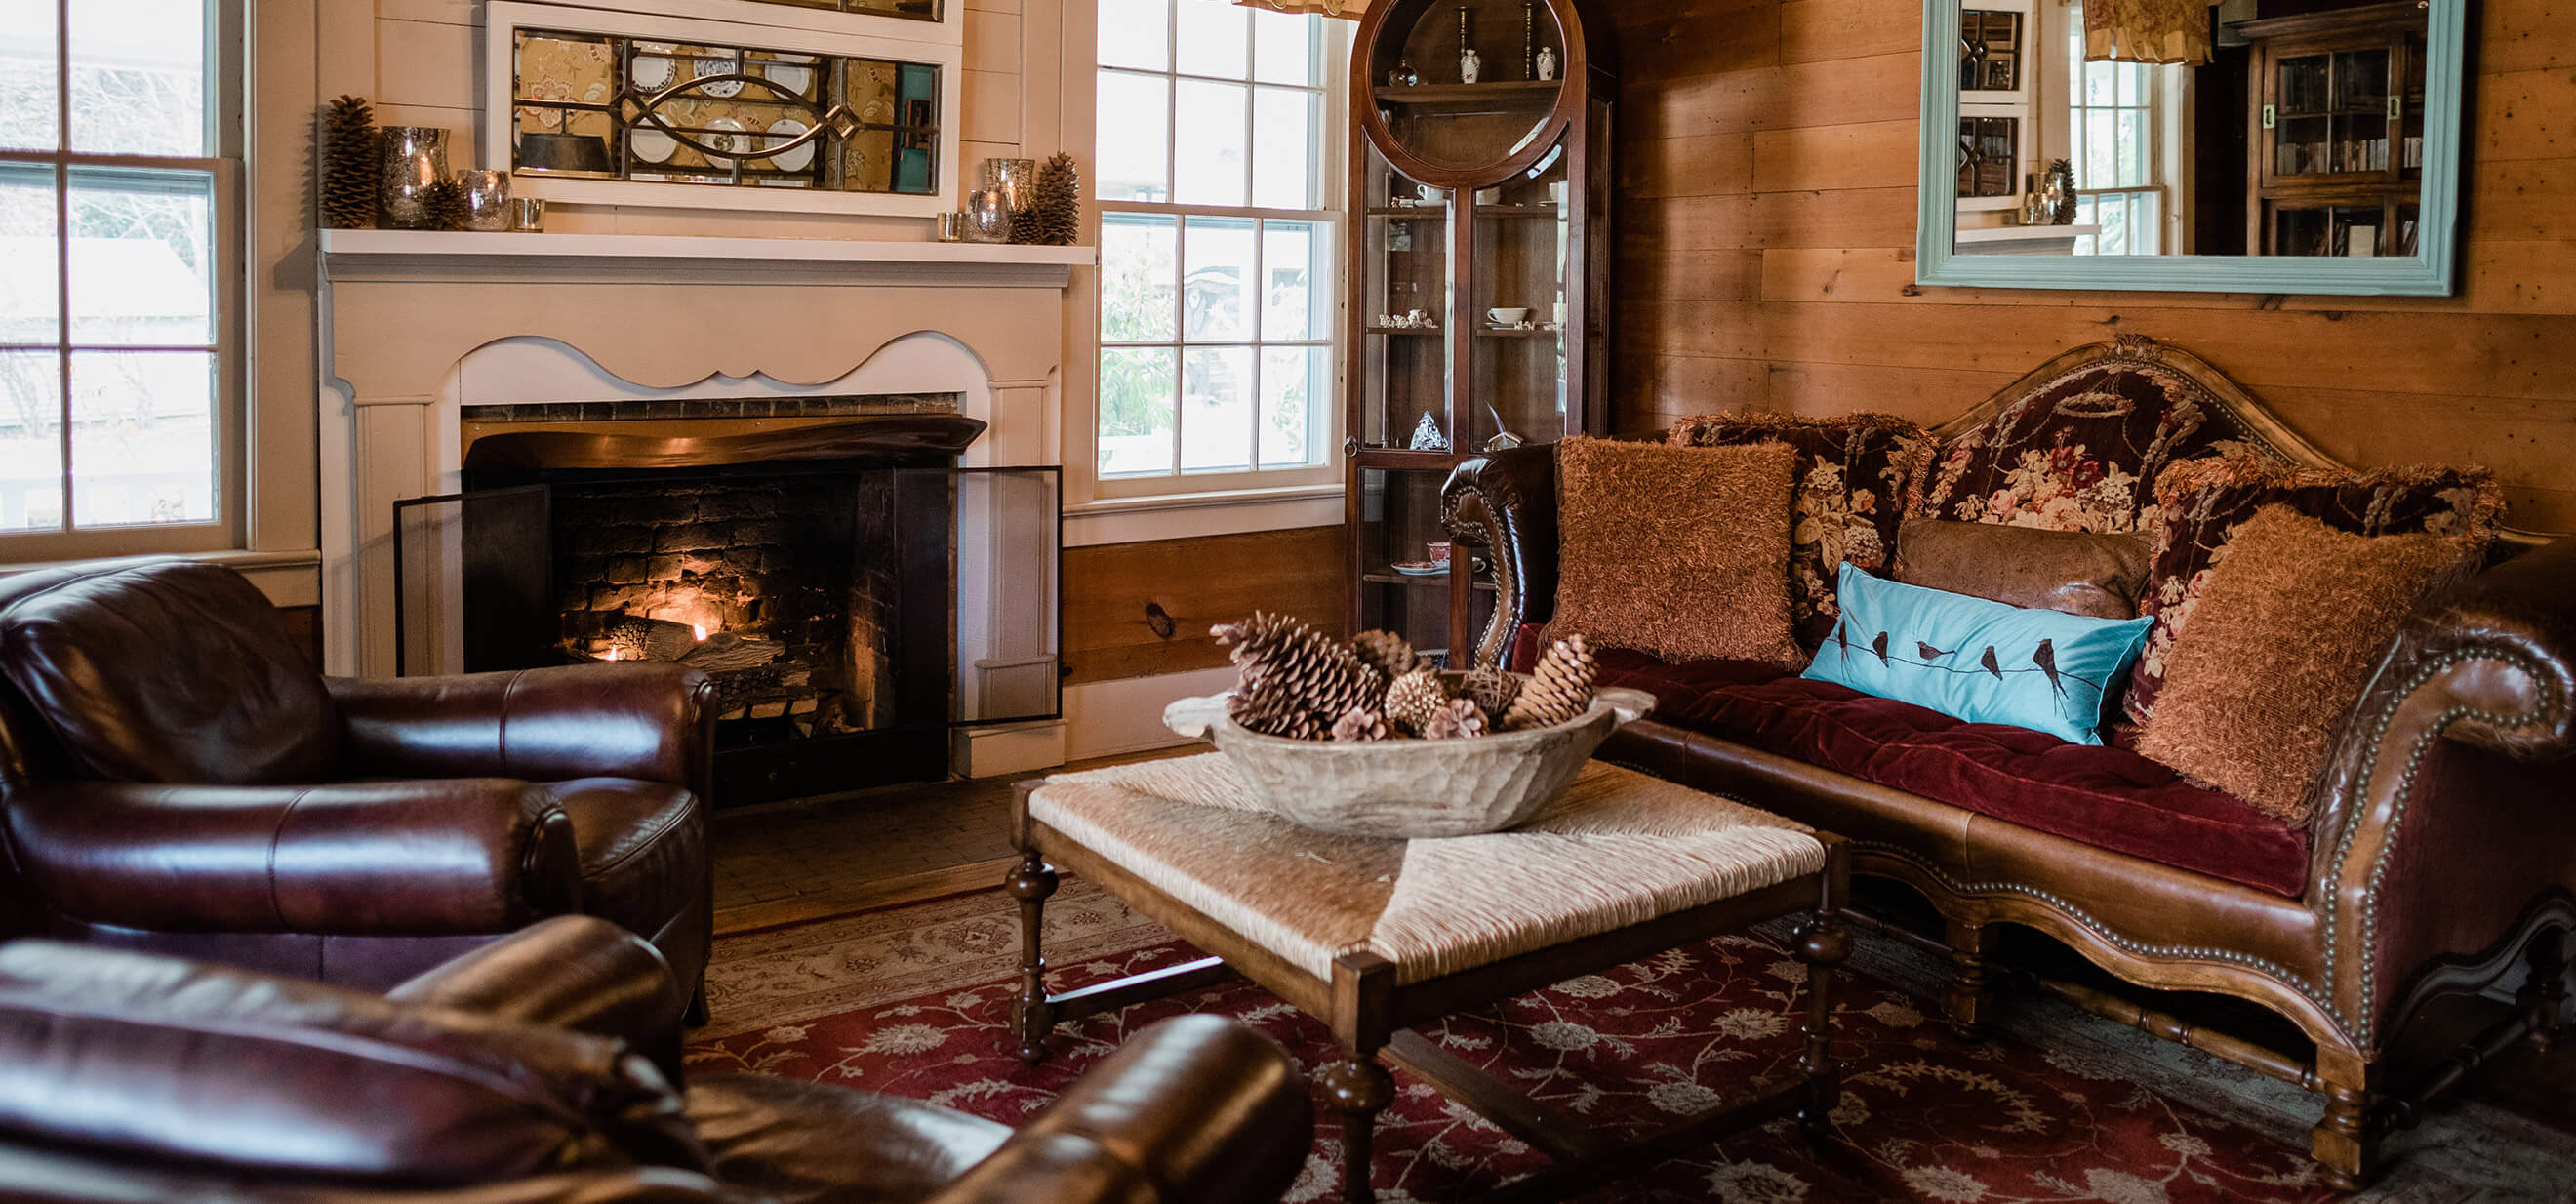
(1346, 0, 1614, 665)
(2237, 2, 2427, 257)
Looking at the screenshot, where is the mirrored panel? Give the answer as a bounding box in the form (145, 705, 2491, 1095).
(511, 26, 941, 195)
(1919, 0, 2460, 294)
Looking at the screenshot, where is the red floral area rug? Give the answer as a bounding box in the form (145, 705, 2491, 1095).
(686, 881, 2338, 1204)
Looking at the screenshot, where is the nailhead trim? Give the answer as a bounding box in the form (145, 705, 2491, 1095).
(2319, 645, 2558, 1048)
(1851, 842, 2337, 1012)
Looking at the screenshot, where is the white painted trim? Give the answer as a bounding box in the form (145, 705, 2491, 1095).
(536, 0, 964, 47)
(1063, 485, 1342, 546)
(482, 2, 966, 219)
(1063, 664, 1234, 762)
(318, 228, 1095, 268)
(955, 719, 1071, 779)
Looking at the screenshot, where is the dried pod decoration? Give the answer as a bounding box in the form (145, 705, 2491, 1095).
(1422, 697, 1490, 740)
(1503, 633, 1598, 731)
(1382, 665, 1449, 735)
(1351, 628, 1430, 682)
(1330, 707, 1390, 742)
(1214, 612, 1380, 739)
(1461, 663, 1523, 717)
(1010, 151, 1082, 246)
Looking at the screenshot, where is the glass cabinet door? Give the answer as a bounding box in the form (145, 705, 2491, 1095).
(2270, 46, 2394, 181)
(1358, 143, 1452, 452)
(1469, 140, 1568, 452)
(1357, 466, 1466, 662)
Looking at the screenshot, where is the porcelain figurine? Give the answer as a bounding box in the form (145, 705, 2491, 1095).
(1535, 46, 1558, 81)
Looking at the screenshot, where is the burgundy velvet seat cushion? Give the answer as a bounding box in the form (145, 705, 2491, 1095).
(1553, 631, 2312, 898)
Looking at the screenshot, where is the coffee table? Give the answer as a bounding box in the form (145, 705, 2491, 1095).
(1007, 753, 1848, 1204)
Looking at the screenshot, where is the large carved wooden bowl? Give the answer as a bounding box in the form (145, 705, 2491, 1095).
(1162, 680, 1656, 839)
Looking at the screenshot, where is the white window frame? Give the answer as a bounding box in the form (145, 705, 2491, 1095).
(0, 0, 246, 561)
(2054, 1, 2189, 256)
(1081, 1, 1348, 505)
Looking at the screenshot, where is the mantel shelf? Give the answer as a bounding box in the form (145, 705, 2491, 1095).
(318, 229, 1094, 288)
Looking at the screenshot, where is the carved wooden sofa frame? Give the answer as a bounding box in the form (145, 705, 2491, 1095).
(1439, 335, 2576, 1189)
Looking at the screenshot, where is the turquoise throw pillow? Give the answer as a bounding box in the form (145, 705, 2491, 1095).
(1803, 564, 2152, 746)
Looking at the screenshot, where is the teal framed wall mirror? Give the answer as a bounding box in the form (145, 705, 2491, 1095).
(1916, 0, 2464, 295)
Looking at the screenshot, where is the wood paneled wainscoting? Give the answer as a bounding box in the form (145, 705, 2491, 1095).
(1605, 0, 2576, 531)
(1063, 525, 1348, 686)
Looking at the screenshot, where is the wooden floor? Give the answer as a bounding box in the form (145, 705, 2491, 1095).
(709, 746, 1188, 935)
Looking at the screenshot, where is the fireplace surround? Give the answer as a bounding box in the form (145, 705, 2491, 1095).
(316, 231, 1089, 781)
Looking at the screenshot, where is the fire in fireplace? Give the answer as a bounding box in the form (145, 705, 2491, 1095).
(401, 411, 1062, 806)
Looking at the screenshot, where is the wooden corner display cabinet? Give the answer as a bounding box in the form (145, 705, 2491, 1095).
(2238, 2, 2427, 258)
(1346, 0, 1613, 665)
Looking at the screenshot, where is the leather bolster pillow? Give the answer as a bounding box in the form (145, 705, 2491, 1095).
(2, 779, 580, 933)
(0, 941, 704, 1184)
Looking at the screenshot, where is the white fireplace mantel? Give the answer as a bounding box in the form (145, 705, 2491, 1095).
(315, 229, 1089, 730)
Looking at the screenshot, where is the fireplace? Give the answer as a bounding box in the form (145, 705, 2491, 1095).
(401, 412, 1062, 806)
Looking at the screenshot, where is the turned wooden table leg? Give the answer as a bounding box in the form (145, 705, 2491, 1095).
(1318, 1054, 1394, 1204)
(1005, 842, 1060, 1064)
(1944, 918, 1996, 1042)
(1796, 842, 1852, 1141)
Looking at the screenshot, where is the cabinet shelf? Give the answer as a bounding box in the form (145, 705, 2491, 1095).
(1474, 327, 1560, 338)
(1363, 569, 1499, 592)
(1363, 325, 1445, 336)
(1374, 80, 1560, 105)
(1365, 204, 1562, 219)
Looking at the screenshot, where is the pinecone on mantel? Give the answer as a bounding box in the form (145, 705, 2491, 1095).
(1010, 151, 1081, 246)
(423, 178, 471, 232)
(319, 95, 378, 229)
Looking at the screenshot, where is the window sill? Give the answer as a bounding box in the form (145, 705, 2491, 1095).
(1064, 484, 1343, 547)
(0, 548, 323, 607)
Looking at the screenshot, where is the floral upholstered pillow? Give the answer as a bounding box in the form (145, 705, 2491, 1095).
(1910, 361, 2262, 535)
(2121, 459, 2503, 725)
(1668, 412, 1930, 649)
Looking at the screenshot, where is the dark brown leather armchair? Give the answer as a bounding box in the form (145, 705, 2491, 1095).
(0, 916, 1312, 1204)
(0, 559, 716, 1031)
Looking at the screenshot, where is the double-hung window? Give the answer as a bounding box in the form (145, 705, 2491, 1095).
(0, 0, 239, 556)
(2066, 20, 2179, 256)
(1092, 0, 1343, 495)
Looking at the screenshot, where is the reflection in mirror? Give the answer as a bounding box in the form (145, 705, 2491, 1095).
(1952, 0, 2426, 260)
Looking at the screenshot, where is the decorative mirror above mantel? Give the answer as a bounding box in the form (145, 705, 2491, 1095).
(483, 2, 963, 218)
(1915, 0, 2464, 295)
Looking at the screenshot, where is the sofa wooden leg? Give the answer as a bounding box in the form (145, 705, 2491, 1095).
(683, 977, 709, 1028)
(1943, 920, 1996, 1042)
(2516, 926, 2569, 1052)
(1317, 1055, 1392, 1204)
(2311, 1057, 2381, 1193)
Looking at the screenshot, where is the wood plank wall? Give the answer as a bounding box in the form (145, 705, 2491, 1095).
(1605, 0, 2576, 531)
(1063, 526, 1348, 685)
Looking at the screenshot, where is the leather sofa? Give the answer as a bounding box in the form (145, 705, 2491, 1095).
(1440, 337, 2575, 1189)
(0, 559, 717, 1031)
(0, 915, 1313, 1204)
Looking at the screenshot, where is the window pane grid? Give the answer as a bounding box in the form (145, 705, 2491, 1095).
(0, 0, 228, 537)
(1097, 0, 1337, 485)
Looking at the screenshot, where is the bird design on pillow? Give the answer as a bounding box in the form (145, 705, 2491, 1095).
(1826, 622, 2106, 696)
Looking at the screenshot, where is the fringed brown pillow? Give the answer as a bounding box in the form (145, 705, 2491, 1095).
(1667, 412, 1930, 648)
(2135, 505, 2477, 823)
(2124, 458, 2501, 725)
(1549, 437, 1803, 666)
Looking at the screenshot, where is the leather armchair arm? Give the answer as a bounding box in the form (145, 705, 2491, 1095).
(331, 663, 718, 797)
(1441, 443, 1559, 670)
(927, 1016, 1310, 1204)
(2305, 535, 2576, 1044)
(389, 914, 681, 1047)
(2, 779, 581, 934)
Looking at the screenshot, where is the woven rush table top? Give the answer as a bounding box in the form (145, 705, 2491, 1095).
(1028, 753, 1826, 987)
